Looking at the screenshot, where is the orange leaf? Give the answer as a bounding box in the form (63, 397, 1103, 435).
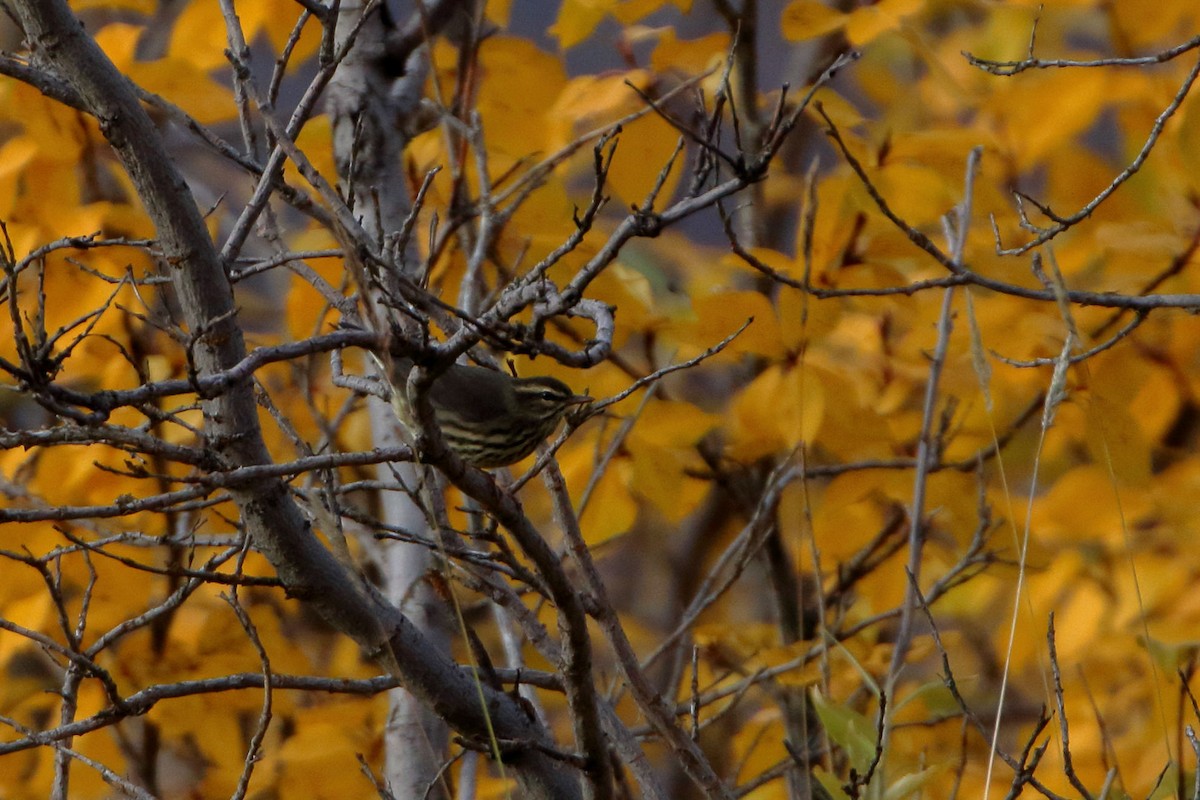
(781, 0, 847, 42)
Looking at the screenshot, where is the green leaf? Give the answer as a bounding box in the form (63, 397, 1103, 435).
(810, 690, 878, 774)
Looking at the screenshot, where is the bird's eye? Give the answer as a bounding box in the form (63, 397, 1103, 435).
(539, 391, 557, 401)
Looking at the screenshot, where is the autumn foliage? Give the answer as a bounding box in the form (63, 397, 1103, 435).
(2, 0, 1200, 798)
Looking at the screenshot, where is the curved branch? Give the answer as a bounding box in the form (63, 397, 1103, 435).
(816, 104, 1200, 313)
(4, 3, 580, 797)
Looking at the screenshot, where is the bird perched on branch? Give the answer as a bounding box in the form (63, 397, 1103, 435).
(385, 357, 592, 468)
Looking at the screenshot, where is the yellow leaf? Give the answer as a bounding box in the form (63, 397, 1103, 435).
(269, 700, 379, 797)
(807, 473, 892, 562)
(650, 29, 731, 75)
(505, 174, 575, 259)
(781, 1, 847, 42)
(171, 0, 322, 70)
(1110, 0, 1198, 49)
(726, 364, 825, 461)
(1115, 552, 1189, 630)
(485, 0, 513, 27)
(629, 400, 720, 448)
(3, 87, 86, 170)
(1178, 79, 1200, 179)
(284, 116, 336, 201)
(695, 622, 778, 656)
(885, 127, 1001, 175)
(689, 290, 782, 359)
(243, 0, 323, 61)
(169, 0, 235, 71)
(93, 22, 142, 65)
(550, 0, 609, 49)
(1030, 464, 1152, 547)
(1085, 383, 1152, 486)
(760, 644, 822, 687)
(805, 87, 864, 130)
(548, 70, 656, 167)
(0, 591, 52, 639)
(1128, 361, 1184, 444)
(478, 38, 567, 158)
(629, 446, 709, 522)
(0, 137, 39, 218)
(987, 68, 1110, 168)
(72, 0, 154, 11)
(609, 262, 657, 311)
(553, 69, 652, 125)
(777, 277, 840, 351)
(873, 162, 957, 226)
(727, 709, 789, 799)
(612, 0, 690, 25)
(845, 0, 924, 46)
(720, 247, 795, 292)
(475, 773, 520, 800)
(797, 171, 860, 284)
(129, 58, 237, 124)
(94, 23, 235, 124)
(562, 449, 637, 544)
(1048, 578, 1109, 661)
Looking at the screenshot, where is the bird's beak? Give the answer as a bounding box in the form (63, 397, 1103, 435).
(567, 394, 592, 406)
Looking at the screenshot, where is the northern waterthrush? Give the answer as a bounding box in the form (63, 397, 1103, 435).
(386, 358, 592, 468)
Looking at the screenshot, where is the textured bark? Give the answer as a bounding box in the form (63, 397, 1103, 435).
(323, 3, 451, 796)
(6, 2, 579, 797)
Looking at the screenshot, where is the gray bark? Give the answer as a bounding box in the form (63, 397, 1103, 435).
(6, 2, 579, 796)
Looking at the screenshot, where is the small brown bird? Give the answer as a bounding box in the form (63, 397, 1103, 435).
(388, 358, 591, 468)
